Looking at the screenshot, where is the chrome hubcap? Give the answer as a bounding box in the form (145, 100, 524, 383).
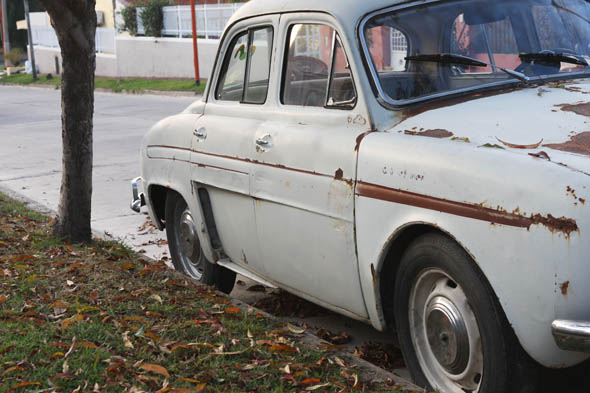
(409, 269, 484, 393)
(177, 209, 203, 279)
(426, 296, 470, 374)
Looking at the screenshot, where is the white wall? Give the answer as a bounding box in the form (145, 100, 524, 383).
(32, 37, 219, 80)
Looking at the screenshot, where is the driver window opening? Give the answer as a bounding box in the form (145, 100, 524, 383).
(282, 24, 356, 108)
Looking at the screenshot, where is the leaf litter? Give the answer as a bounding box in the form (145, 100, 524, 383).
(0, 193, 408, 393)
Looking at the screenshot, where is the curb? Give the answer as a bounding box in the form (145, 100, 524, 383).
(0, 82, 202, 98)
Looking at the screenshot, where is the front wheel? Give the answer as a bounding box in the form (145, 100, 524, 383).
(394, 233, 537, 393)
(165, 190, 235, 294)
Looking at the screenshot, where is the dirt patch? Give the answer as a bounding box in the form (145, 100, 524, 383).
(544, 132, 590, 156)
(355, 342, 406, 371)
(253, 290, 327, 318)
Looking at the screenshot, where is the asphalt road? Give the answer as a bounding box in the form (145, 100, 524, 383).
(1, 85, 587, 392)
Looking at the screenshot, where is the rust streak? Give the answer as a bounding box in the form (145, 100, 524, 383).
(370, 264, 377, 288)
(560, 281, 570, 296)
(529, 151, 551, 161)
(356, 182, 578, 236)
(334, 168, 344, 180)
(404, 129, 454, 138)
(496, 137, 543, 149)
(544, 132, 590, 156)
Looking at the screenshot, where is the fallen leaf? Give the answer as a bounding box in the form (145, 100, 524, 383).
(139, 362, 171, 378)
(61, 314, 84, 330)
(301, 378, 321, 385)
(305, 383, 331, 391)
(122, 331, 134, 349)
(9, 382, 40, 391)
(0, 296, 7, 303)
(269, 344, 297, 353)
(287, 323, 305, 334)
(149, 294, 163, 304)
(224, 306, 241, 314)
(195, 383, 206, 392)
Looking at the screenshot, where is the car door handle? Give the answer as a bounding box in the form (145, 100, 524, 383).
(255, 138, 269, 146)
(193, 128, 207, 139)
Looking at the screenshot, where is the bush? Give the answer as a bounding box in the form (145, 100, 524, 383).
(120, 6, 138, 35)
(141, 0, 169, 37)
(5, 48, 24, 67)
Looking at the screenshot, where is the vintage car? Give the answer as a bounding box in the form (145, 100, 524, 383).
(131, 0, 590, 391)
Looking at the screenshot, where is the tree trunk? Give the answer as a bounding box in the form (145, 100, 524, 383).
(40, 0, 96, 243)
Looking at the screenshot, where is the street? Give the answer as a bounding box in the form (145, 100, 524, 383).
(1, 85, 587, 392)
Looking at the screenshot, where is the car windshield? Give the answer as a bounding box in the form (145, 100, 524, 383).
(362, 0, 590, 105)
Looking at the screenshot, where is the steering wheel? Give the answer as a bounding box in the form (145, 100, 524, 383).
(287, 56, 329, 80)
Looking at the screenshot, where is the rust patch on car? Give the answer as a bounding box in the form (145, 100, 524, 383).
(354, 130, 373, 152)
(334, 168, 344, 180)
(404, 129, 454, 138)
(529, 151, 551, 161)
(370, 264, 377, 288)
(356, 182, 579, 237)
(497, 137, 543, 149)
(560, 281, 570, 296)
(530, 214, 578, 237)
(544, 132, 590, 156)
(556, 102, 590, 117)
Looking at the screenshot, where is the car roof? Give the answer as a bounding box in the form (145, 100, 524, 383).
(227, 0, 403, 29)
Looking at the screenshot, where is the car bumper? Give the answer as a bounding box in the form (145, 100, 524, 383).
(130, 177, 146, 213)
(552, 320, 590, 352)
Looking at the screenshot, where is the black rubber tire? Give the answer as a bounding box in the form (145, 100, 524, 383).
(165, 190, 236, 294)
(393, 233, 538, 393)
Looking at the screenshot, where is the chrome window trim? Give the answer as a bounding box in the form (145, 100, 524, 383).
(358, 0, 590, 109)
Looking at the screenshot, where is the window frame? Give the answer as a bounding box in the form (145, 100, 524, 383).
(280, 22, 358, 110)
(215, 24, 274, 105)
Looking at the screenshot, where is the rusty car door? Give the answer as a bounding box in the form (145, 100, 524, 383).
(190, 15, 278, 273)
(250, 14, 370, 318)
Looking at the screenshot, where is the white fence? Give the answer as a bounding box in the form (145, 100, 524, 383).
(31, 26, 117, 54)
(137, 3, 242, 39)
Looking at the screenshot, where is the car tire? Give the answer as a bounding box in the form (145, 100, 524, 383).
(165, 190, 236, 294)
(393, 233, 538, 393)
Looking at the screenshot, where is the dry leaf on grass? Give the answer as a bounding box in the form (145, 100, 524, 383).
(139, 362, 171, 378)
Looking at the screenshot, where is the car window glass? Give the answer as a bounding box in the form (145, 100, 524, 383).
(282, 24, 356, 108)
(216, 32, 249, 101)
(450, 14, 519, 74)
(327, 38, 357, 107)
(282, 24, 334, 107)
(366, 26, 409, 72)
(244, 27, 273, 104)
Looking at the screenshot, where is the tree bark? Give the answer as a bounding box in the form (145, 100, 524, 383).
(40, 0, 96, 243)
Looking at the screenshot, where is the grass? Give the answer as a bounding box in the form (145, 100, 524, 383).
(0, 193, 405, 393)
(0, 73, 206, 94)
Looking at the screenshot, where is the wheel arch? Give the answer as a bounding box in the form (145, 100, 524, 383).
(374, 222, 484, 330)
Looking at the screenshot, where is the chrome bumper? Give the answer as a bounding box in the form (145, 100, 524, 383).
(130, 177, 146, 213)
(552, 320, 590, 352)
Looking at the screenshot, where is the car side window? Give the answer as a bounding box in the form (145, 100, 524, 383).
(216, 26, 274, 104)
(282, 24, 356, 109)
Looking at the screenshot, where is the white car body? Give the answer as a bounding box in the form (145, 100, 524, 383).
(135, 0, 590, 375)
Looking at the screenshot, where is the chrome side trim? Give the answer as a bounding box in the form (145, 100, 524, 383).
(130, 176, 146, 213)
(552, 320, 590, 353)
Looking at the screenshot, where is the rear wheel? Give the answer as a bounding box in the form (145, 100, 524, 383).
(165, 190, 235, 294)
(394, 233, 537, 393)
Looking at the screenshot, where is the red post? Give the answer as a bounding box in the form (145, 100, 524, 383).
(190, 0, 200, 86)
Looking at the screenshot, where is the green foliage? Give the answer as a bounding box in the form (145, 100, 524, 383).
(140, 0, 169, 38)
(120, 6, 138, 36)
(5, 48, 24, 67)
